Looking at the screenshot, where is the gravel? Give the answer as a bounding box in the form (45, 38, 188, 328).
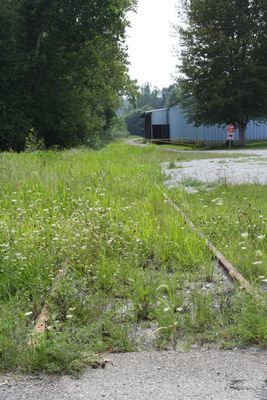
(1, 350, 267, 400)
(163, 150, 267, 187)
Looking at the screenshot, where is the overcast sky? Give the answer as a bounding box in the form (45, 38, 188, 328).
(126, 0, 178, 89)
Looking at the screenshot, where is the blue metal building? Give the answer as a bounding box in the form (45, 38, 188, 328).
(143, 104, 267, 143)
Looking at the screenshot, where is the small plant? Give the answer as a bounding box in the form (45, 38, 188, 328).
(168, 160, 176, 169)
(25, 128, 45, 152)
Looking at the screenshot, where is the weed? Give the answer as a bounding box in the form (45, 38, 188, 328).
(168, 161, 176, 169)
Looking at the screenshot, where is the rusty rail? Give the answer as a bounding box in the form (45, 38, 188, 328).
(28, 268, 67, 346)
(161, 190, 262, 303)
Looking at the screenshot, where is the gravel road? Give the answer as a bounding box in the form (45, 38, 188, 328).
(126, 138, 267, 186)
(1, 350, 267, 400)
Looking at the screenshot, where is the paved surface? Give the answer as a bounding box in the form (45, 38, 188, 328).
(1, 350, 267, 400)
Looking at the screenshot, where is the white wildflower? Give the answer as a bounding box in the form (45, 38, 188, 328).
(257, 235, 265, 240)
(24, 312, 33, 316)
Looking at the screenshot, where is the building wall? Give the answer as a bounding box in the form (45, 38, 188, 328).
(151, 108, 168, 125)
(168, 105, 267, 142)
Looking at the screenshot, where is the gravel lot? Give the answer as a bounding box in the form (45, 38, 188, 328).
(163, 150, 267, 187)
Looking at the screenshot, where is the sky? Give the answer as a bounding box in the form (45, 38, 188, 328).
(126, 0, 179, 89)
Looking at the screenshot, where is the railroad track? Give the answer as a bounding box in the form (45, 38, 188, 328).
(161, 188, 263, 304)
(29, 188, 263, 346)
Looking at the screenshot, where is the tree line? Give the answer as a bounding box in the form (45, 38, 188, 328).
(0, 0, 136, 151)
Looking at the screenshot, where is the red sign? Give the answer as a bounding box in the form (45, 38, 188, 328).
(226, 124, 235, 140)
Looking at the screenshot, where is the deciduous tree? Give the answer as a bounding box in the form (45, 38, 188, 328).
(0, 0, 136, 150)
(178, 0, 267, 145)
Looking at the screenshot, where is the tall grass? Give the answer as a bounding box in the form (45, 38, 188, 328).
(0, 143, 266, 373)
(170, 184, 267, 284)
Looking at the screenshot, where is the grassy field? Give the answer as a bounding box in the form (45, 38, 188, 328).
(0, 142, 267, 374)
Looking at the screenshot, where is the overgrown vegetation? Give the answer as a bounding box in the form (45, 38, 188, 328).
(0, 143, 267, 374)
(0, 0, 136, 151)
(170, 184, 267, 286)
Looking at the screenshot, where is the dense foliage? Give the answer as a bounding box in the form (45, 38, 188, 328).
(179, 0, 267, 145)
(0, 0, 136, 150)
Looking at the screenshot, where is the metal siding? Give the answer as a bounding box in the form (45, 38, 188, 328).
(168, 105, 267, 142)
(246, 121, 267, 141)
(151, 109, 168, 125)
(169, 106, 198, 140)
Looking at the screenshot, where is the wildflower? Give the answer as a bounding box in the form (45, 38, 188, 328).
(66, 314, 74, 319)
(176, 307, 183, 312)
(256, 250, 263, 257)
(241, 232, 248, 238)
(163, 307, 170, 312)
(25, 312, 33, 316)
(257, 235, 265, 240)
(241, 247, 246, 250)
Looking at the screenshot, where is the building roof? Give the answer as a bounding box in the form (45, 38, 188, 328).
(140, 107, 168, 118)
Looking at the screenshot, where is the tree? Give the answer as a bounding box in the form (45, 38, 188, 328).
(178, 0, 267, 145)
(0, 0, 136, 150)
